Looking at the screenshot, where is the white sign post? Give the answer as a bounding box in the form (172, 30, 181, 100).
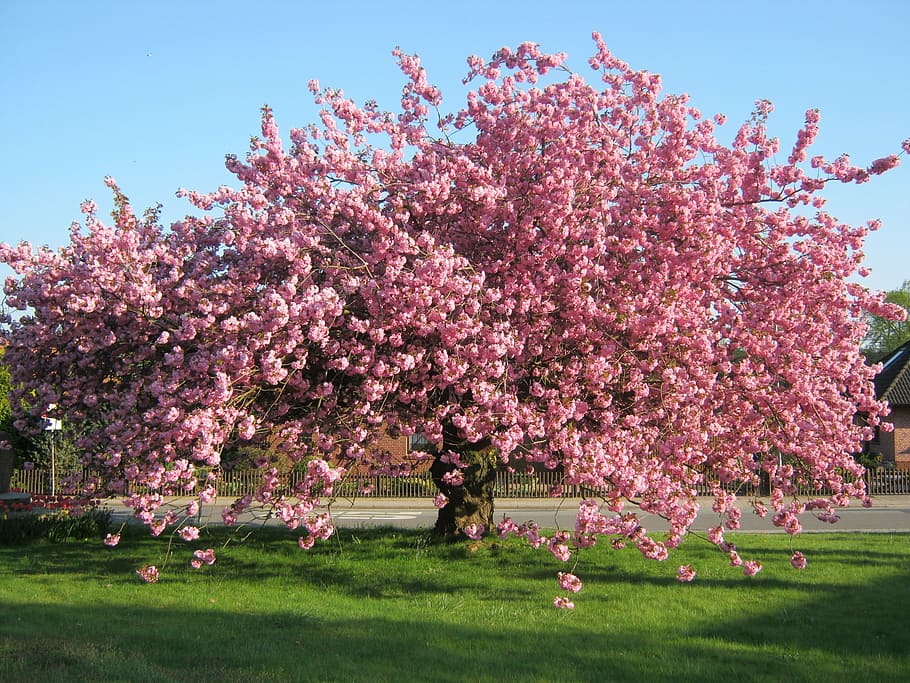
(43, 404, 62, 496)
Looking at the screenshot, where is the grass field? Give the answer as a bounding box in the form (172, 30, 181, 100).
(1, 524, 908, 682)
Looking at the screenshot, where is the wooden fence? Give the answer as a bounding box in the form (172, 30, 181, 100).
(9, 466, 910, 499)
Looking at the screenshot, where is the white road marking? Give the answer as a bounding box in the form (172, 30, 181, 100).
(333, 512, 421, 520)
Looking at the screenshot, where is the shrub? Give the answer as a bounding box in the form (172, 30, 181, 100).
(0, 500, 111, 545)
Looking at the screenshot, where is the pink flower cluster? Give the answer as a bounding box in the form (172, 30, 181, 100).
(743, 560, 763, 577)
(136, 565, 159, 583)
(676, 565, 696, 583)
(557, 572, 582, 593)
(463, 523, 484, 540)
(179, 526, 200, 542)
(298, 512, 336, 550)
(548, 532, 572, 562)
(497, 517, 546, 549)
(553, 596, 575, 610)
(441, 470, 464, 487)
(191, 548, 216, 569)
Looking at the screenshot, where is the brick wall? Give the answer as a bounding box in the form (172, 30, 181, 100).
(375, 434, 409, 462)
(342, 434, 432, 475)
(889, 406, 910, 471)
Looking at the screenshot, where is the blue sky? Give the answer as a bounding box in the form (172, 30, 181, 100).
(1, 1, 908, 293)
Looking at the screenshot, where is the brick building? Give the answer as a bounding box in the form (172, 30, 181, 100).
(870, 340, 910, 470)
(339, 433, 433, 476)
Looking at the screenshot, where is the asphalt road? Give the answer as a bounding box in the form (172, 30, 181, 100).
(328, 499, 910, 533)
(104, 496, 910, 534)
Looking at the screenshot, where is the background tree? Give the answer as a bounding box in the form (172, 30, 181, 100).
(0, 343, 15, 492)
(1, 36, 907, 582)
(0, 342, 81, 496)
(862, 280, 910, 361)
(0, 345, 12, 443)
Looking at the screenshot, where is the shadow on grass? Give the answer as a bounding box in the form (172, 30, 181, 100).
(2, 603, 622, 682)
(2, 530, 909, 682)
(688, 568, 910, 683)
(2, 571, 909, 683)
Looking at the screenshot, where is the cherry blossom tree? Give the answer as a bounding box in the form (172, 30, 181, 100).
(2, 34, 907, 590)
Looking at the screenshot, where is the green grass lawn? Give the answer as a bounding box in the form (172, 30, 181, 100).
(1, 525, 908, 682)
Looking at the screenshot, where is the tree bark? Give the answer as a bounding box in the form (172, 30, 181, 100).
(430, 427, 497, 541)
(0, 432, 13, 494)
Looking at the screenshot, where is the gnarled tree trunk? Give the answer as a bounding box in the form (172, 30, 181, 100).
(430, 427, 497, 540)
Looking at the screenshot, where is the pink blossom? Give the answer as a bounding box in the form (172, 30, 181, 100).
(179, 526, 200, 542)
(463, 523, 484, 540)
(103, 533, 120, 547)
(869, 155, 899, 175)
(637, 537, 669, 561)
(548, 534, 572, 562)
(136, 565, 159, 583)
(707, 526, 725, 546)
(573, 533, 596, 549)
(433, 492, 448, 509)
(816, 510, 841, 523)
(743, 560, 763, 576)
(553, 596, 575, 610)
(523, 523, 545, 549)
(790, 551, 807, 570)
(557, 572, 582, 593)
(191, 548, 216, 567)
(497, 516, 518, 538)
(676, 564, 696, 582)
(306, 513, 335, 541)
(442, 470, 464, 487)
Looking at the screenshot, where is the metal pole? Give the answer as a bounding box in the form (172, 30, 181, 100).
(50, 431, 56, 497)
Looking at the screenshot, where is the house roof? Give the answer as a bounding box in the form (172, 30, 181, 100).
(874, 340, 910, 406)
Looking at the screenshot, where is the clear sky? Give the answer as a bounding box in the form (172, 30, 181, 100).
(1, 0, 907, 294)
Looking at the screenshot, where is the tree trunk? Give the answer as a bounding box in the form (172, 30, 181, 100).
(430, 427, 497, 540)
(0, 432, 13, 494)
